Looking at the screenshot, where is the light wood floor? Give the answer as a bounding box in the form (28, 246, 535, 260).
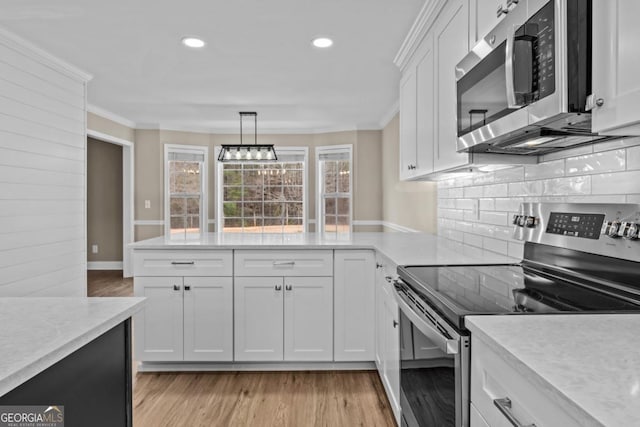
(87, 270, 396, 427)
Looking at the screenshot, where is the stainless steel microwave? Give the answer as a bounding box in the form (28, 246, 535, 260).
(455, 0, 612, 155)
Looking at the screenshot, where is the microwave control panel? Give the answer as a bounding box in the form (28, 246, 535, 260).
(518, 0, 555, 102)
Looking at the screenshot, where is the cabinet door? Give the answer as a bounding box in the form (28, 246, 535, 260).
(334, 250, 375, 361)
(399, 68, 418, 180)
(234, 277, 284, 361)
(470, 0, 508, 47)
(284, 277, 333, 361)
(435, 0, 471, 171)
(415, 35, 435, 175)
(133, 276, 183, 361)
(381, 279, 401, 422)
(183, 277, 233, 361)
(591, 0, 640, 135)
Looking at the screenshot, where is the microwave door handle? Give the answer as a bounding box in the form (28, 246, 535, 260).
(505, 24, 519, 108)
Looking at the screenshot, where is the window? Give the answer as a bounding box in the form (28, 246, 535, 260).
(316, 145, 352, 236)
(164, 145, 208, 238)
(217, 147, 307, 233)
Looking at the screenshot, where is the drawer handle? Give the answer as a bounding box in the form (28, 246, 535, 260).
(171, 261, 195, 265)
(285, 284, 292, 291)
(273, 261, 295, 267)
(173, 285, 181, 291)
(184, 285, 191, 291)
(493, 398, 536, 427)
(275, 285, 282, 291)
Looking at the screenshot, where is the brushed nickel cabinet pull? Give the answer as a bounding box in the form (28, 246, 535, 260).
(493, 397, 536, 427)
(171, 261, 195, 265)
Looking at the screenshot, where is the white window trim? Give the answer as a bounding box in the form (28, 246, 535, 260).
(315, 144, 353, 235)
(214, 146, 309, 233)
(164, 144, 208, 238)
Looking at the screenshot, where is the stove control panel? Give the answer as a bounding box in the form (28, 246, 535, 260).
(515, 203, 640, 263)
(545, 212, 604, 239)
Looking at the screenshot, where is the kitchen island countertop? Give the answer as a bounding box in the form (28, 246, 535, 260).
(466, 314, 640, 427)
(130, 232, 518, 267)
(0, 297, 145, 396)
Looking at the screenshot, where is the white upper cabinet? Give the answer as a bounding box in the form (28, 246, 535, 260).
(469, 0, 508, 47)
(399, 68, 418, 180)
(415, 35, 436, 176)
(434, 0, 471, 171)
(591, 0, 640, 135)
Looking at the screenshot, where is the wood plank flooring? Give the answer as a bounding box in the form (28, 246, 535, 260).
(87, 270, 396, 427)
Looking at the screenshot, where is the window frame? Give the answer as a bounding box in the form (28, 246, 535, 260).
(214, 146, 308, 233)
(315, 144, 353, 235)
(163, 144, 208, 238)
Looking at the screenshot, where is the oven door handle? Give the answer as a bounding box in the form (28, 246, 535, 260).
(393, 286, 459, 355)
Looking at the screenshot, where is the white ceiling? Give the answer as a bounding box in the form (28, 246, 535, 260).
(0, 0, 424, 132)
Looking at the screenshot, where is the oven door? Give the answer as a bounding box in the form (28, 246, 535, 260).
(394, 281, 470, 427)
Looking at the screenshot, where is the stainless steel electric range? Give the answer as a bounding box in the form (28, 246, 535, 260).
(393, 203, 640, 427)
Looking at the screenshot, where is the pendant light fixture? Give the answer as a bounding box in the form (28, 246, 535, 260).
(217, 112, 278, 162)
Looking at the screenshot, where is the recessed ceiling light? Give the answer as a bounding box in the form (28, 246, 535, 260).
(181, 37, 206, 49)
(312, 37, 333, 48)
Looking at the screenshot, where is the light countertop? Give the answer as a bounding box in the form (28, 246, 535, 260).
(466, 315, 640, 427)
(0, 297, 145, 396)
(130, 232, 518, 267)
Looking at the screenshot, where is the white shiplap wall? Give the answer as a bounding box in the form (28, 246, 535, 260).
(438, 136, 640, 260)
(0, 28, 91, 296)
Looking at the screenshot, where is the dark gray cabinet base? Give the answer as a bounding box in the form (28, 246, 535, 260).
(0, 319, 132, 427)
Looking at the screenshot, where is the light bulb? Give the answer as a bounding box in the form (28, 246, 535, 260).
(246, 150, 252, 160)
(256, 150, 262, 160)
(235, 149, 241, 160)
(224, 150, 231, 160)
(266, 150, 273, 160)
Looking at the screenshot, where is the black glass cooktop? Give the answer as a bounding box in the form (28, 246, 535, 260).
(398, 264, 640, 330)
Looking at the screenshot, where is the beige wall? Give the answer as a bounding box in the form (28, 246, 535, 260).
(87, 138, 123, 261)
(131, 128, 383, 240)
(382, 114, 437, 232)
(87, 112, 135, 142)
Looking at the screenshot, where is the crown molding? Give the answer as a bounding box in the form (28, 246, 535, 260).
(135, 122, 381, 135)
(378, 100, 399, 129)
(87, 104, 137, 129)
(0, 26, 92, 82)
(393, 0, 447, 72)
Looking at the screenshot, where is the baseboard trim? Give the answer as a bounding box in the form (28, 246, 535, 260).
(137, 361, 376, 372)
(87, 261, 123, 270)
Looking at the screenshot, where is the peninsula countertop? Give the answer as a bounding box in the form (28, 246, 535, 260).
(0, 297, 145, 396)
(130, 232, 518, 266)
(466, 314, 640, 427)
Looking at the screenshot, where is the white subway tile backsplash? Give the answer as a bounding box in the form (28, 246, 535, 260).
(541, 176, 591, 195)
(508, 241, 524, 259)
(628, 145, 640, 171)
(463, 186, 484, 198)
(456, 199, 475, 210)
(592, 171, 640, 195)
(524, 159, 565, 180)
(479, 211, 509, 226)
(593, 135, 640, 152)
(508, 181, 543, 196)
(479, 198, 495, 211)
(483, 237, 509, 255)
(484, 183, 509, 197)
(495, 197, 524, 211)
(493, 167, 524, 183)
(436, 136, 638, 256)
(566, 149, 625, 175)
(566, 194, 627, 203)
(541, 144, 593, 162)
(463, 233, 483, 248)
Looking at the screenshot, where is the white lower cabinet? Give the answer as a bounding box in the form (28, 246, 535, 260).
(134, 276, 233, 362)
(234, 276, 333, 362)
(471, 335, 581, 427)
(374, 256, 401, 425)
(334, 250, 375, 361)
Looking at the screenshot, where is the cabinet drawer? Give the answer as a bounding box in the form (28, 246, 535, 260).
(471, 337, 581, 427)
(234, 250, 333, 277)
(133, 250, 233, 276)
